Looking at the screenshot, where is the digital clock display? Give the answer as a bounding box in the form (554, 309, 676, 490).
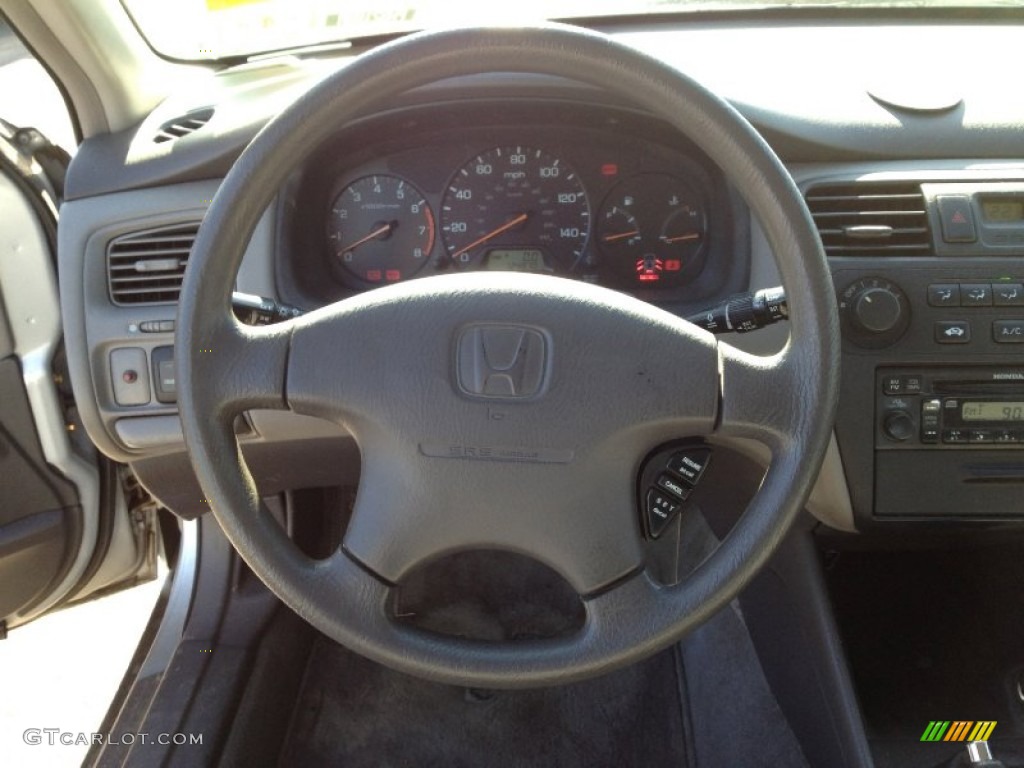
(962, 401, 1024, 422)
(484, 249, 549, 273)
(982, 200, 1024, 222)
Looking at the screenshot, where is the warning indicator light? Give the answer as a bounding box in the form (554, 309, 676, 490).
(636, 256, 664, 283)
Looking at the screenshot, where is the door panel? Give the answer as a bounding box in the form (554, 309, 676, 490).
(0, 153, 99, 629)
(0, 355, 82, 620)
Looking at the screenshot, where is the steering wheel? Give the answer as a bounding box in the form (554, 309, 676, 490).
(177, 24, 839, 688)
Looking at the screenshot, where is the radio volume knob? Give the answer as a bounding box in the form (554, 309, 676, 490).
(853, 286, 904, 333)
(883, 409, 915, 442)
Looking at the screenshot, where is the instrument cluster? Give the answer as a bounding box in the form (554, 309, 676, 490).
(326, 145, 709, 293)
(282, 106, 738, 305)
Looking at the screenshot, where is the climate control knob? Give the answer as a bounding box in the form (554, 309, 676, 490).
(854, 287, 903, 333)
(839, 277, 911, 348)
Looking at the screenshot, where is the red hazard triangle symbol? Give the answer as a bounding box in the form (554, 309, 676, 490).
(951, 211, 967, 224)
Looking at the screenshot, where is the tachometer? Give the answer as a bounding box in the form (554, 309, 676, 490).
(440, 147, 590, 273)
(327, 175, 434, 284)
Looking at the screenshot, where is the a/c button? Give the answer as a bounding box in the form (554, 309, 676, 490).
(993, 320, 1024, 343)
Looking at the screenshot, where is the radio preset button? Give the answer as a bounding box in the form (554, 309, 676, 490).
(969, 430, 995, 444)
(927, 284, 961, 307)
(960, 283, 992, 306)
(993, 319, 1024, 343)
(935, 320, 971, 344)
(994, 430, 1019, 444)
(993, 283, 1024, 306)
(942, 429, 968, 444)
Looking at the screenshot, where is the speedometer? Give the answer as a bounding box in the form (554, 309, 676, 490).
(440, 147, 590, 274)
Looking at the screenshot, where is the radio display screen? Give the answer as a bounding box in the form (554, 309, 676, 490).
(962, 401, 1024, 422)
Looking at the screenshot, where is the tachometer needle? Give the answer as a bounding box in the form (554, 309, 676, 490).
(602, 229, 640, 243)
(337, 222, 393, 255)
(661, 232, 701, 244)
(451, 213, 528, 261)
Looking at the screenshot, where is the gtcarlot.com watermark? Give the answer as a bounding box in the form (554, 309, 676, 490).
(23, 729, 202, 747)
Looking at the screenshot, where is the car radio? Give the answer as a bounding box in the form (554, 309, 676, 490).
(876, 367, 1024, 449)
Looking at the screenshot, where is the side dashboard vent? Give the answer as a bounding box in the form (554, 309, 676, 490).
(805, 181, 932, 256)
(107, 223, 199, 305)
(153, 107, 214, 143)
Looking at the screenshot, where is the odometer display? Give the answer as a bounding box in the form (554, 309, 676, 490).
(440, 146, 590, 272)
(483, 249, 548, 272)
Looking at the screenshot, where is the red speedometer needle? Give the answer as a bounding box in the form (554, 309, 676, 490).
(602, 229, 640, 243)
(337, 222, 393, 254)
(661, 232, 701, 244)
(451, 213, 528, 260)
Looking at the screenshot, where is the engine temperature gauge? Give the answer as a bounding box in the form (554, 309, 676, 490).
(596, 173, 706, 288)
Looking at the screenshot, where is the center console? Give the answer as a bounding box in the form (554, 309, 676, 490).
(803, 170, 1024, 527)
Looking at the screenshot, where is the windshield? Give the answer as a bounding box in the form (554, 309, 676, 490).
(123, 0, 1016, 61)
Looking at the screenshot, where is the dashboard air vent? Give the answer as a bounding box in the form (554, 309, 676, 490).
(107, 223, 199, 305)
(153, 107, 214, 143)
(805, 181, 931, 256)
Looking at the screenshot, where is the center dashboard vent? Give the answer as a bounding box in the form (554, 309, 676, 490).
(805, 180, 932, 256)
(107, 223, 200, 305)
(153, 107, 214, 144)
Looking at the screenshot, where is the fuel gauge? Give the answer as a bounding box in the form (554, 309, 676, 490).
(596, 173, 706, 289)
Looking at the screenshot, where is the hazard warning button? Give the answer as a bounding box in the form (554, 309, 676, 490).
(937, 195, 977, 243)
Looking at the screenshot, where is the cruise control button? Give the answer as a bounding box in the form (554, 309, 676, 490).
(645, 489, 682, 539)
(993, 320, 1024, 343)
(960, 283, 992, 306)
(935, 321, 970, 344)
(655, 473, 690, 501)
(993, 283, 1024, 306)
(927, 284, 960, 307)
(666, 449, 711, 486)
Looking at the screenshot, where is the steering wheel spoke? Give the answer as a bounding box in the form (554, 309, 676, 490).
(180, 317, 292, 425)
(715, 341, 802, 450)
